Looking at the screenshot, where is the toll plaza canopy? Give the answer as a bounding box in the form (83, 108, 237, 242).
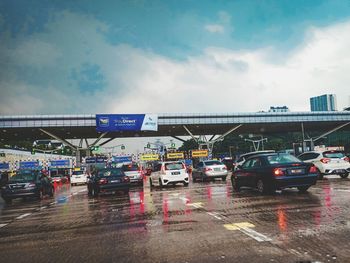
(1, 111, 350, 142)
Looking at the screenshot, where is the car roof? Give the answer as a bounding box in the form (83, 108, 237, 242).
(240, 150, 275, 157)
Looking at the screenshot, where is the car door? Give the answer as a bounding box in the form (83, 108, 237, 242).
(151, 163, 161, 183)
(235, 159, 254, 187)
(194, 162, 203, 178)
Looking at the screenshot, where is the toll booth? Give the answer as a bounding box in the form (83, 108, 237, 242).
(0, 162, 10, 186)
(85, 156, 108, 173)
(18, 161, 42, 170)
(48, 159, 73, 181)
(108, 156, 133, 168)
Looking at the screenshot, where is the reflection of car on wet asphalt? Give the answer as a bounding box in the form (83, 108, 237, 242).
(192, 160, 228, 182)
(298, 150, 350, 180)
(51, 174, 68, 184)
(1, 169, 54, 204)
(122, 163, 144, 186)
(231, 153, 318, 194)
(149, 161, 189, 187)
(87, 168, 130, 197)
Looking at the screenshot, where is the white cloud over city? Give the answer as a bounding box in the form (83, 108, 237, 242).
(1, 11, 350, 115)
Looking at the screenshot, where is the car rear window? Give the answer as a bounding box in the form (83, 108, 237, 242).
(73, 171, 84, 175)
(204, 161, 223, 166)
(266, 154, 301, 164)
(98, 169, 123, 177)
(165, 163, 184, 170)
(122, 164, 139, 171)
(9, 170, 37, 182)
(323, 151, 345, 158)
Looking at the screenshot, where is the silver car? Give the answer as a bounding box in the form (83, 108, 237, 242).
(192, 160, 228, 182)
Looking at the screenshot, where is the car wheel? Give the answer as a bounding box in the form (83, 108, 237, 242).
(49, 187, 54, 197)
(256, 179, 273, 194)
(297, 186, 310, 193)
(340, 173, 349, 179)
(159, 178, 163, 188)
(92, 187, 98, 197)
(232, 178, 241, 192)
(317, 169, 324, 180)
(123, 189, 129, 195)
(222, 176, 227, 182)
(37, 189, 44, 200)
(149, 178, 153, 188)
(183, 182, 189, 186)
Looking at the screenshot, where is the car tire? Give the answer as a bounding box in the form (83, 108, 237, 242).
(49, 187, 54, 197)
(159, 179, 163, 188)
(183, 182, 189, 186)
(340, 173, 349, 179)
(92, 187, 98, 197)
(297, 186, 310, 193)
(222, 176, 227, 182)
(232, 178, 241, 192)
(149, 178, 153, 188)
(123, 189, 129, 195)
(317, 169, 324, 180)
(37, 189, 44, 200)
(256, 179, 273, 195)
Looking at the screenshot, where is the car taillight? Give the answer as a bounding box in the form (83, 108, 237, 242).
(273, 168, 284, 176)
(122, 176, 130, 182)
(205, 167, 212, 172)
(98, 179, 108, 184)
(309, 166, 318, 173)
(344, 157, 350, 162)
(320, 158, 330, 164)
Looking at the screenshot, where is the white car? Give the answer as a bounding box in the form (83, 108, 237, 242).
(192, 160, 228, 182)
(150, 161, 189, 187)
(70, 170, 88, 186)
(298, 150, 350, 179)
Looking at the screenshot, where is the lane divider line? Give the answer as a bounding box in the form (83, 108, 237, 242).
(0, 223, 8, 228)
(16, 213, 32, 220)
(224, 222, 272, 242)
(207, 212, 223, 220)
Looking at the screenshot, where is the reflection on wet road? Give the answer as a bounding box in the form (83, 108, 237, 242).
(1, 175, 350, 262)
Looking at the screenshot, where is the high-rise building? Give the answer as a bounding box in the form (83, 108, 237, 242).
(310, 94, 337, 111)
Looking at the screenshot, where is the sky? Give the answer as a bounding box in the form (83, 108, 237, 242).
(1, 0, 350, 116)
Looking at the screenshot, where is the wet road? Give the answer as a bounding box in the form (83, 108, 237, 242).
(1, 175, 350, 263)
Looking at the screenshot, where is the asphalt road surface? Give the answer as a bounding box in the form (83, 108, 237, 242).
(1, 175, 350, 263)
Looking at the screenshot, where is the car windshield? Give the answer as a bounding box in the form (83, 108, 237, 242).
(266, 154, 301, 164)
(204, 161, 223, 166)
(98, 169, 123, 177)
(9, 170, 38, 182)
(165, 163, 184, 170)
(323, 151, 345, 158)
(73, 171, 84, 175)
(122, 164, 139, 171)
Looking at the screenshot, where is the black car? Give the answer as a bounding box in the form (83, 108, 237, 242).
(231, 153, 318, 194)
(1, 169, 54, 203)
(87, 168, 130, 197)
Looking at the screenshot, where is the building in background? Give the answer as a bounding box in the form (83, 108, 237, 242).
(268, 106, 290, 112)
(310, 94, 337, 111)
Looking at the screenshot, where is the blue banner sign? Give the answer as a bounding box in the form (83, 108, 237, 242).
(19, 161, 41, 169)
(85, 157, 107, 164)
(50, 159, 71, 167)
(0, 162, 10, 170)
(112, 156, 132, 163)
(96, 114, 158, 132)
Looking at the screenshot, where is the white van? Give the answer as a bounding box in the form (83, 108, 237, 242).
(71, 170, 88, 186)
(150, 161, 189, 187)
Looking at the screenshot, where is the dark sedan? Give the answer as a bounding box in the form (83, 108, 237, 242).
(1, 170, 54, 203)
(87, 168, 130, 197)
(231, 153, 318, 194)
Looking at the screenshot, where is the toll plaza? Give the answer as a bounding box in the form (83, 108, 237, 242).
(48, 159, 74, 180)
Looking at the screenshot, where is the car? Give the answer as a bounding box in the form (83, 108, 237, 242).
(1, 169, 54, 203)
(221, 157, 235, 171)
(121, 163, 144, 186)
(70, 170, 88, 186)
(87, 168, 130, 197)
(51, 174, 68, 184)
(298, 150, 350, 179)
(233, 150, 275, 171)
(149, 161, 189, 187)
(192, 160, 228, 182)
(231, 153, 318, 194)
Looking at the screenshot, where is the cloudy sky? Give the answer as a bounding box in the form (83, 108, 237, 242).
(1, 0, 350, 116)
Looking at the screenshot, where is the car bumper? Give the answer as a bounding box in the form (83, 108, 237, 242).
(162, 177, 189, 185)
(204, 171, 228, 177)
(274, 175, 318, 189)
(71, 179, 87, 184)
(98, 183, 130, 192)
(1, 189, 39, 199)
(323, 168, 350, 175)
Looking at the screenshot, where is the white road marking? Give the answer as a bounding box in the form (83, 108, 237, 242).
(78, 189, 87, 193)
(207, 212, 223, 220)
(334, 189, 350, 192)
(50, 201, 57, 205)
(40, 206, 47, 210)
(179, 197, 189, 203)
(72, 192, 78, 196)
(238, 227, 272, 242)
(16, 213, 32, 220)
(0, 223, 8, 228)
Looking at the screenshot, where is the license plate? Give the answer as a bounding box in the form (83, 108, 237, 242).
(335, 169, 345, 173)
(171, 172, 180, 175)
(290, 169, 303, 174)
(111, 180, 120, 183)
(214, 168, 221, 171)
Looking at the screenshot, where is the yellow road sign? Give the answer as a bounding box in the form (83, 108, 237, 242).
(140, 154, 159, 161)
(166, 152, 184, 159)
(191, 150, 208, 158)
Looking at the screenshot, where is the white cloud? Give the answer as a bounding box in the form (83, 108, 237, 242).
(204, 24, 225, 33)
(1, 11, 350, 118)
